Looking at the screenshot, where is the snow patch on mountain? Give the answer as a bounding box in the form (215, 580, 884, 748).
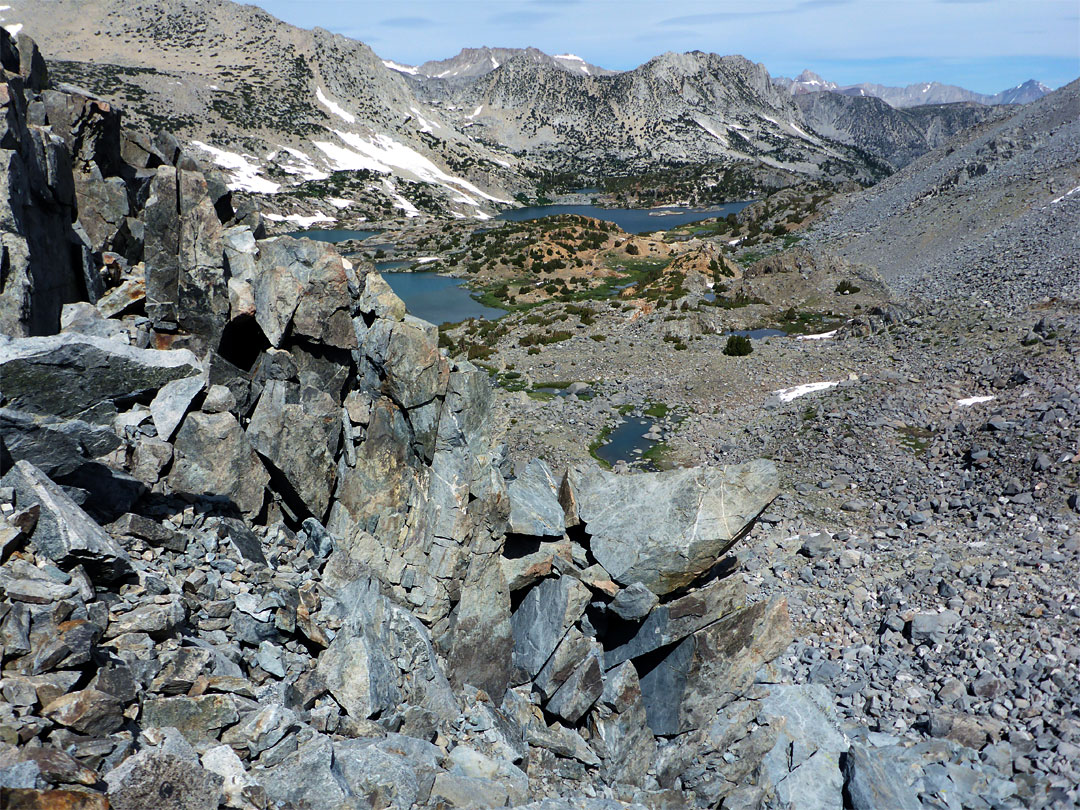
(312, 130, 512, 211)
(264, 211, 334, 227)
(316, 88, 356, 124)
(382, 59, 419, 76)
(382, 178, 420, 217)
(190, 141, 281, 194)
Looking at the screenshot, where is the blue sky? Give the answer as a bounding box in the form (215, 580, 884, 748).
(251, 0, 1079, 93)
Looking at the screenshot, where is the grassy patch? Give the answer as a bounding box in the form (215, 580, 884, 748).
(642, 442, 673, 470)
(897, 425, 935, 455)
(644, 402, 670, 419)
(588, 426, 613, 469)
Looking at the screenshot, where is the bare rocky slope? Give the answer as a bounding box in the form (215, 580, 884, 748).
(408, 47, 617, 80)
(795, 93, 1008, 170)
(808, 79, 1080, 309)
(420, 50, 882, 181)
(6, 0, 892, 219)
(3, 0, 525, 219)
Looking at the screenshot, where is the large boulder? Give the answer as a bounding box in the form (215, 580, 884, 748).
(507, 458, 565, 538)
(1, 460, 132, 579)
(510, 576, 590, 684)
(250, 238, 358, 349)
(168, 411, 268, 517)
(604, 575, 746, 668)
(246, 379, 340, 520)
(570, 460, 778, 595)
(0, 31, 88, 337)
(638, 596, 793, 735)
(0, 333, 200, 423)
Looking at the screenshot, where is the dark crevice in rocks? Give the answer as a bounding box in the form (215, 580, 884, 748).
(217, 314, 270, 371)
(502, 533, 544, 560)
(257, 453, 315, 528)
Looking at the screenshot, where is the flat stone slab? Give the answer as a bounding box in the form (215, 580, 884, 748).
(507, 458, 565, 538)
(0, 333, 199, 423)
(570, 460, 778, 595)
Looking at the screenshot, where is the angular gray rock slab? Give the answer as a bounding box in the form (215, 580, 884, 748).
(200, 745, 261, 810)
(220, 704, 297, 756)
(639, 596, 792, 735)
(150, 371, 206, 442)
(507, 458, 565, 538)
(106, 751, 223, 810)
(570, 460, 778, 595)
(535, 626, 591, 699)
(168, 411, 268, 517)
(0, 407, 121, 479)
(255, 237, 357, 349)
(140, 694, 239, 745)
(42, 688, 124, 736)
(316, 631, 401, 720)
(608, 581, 658, 621)
(589, 661, 656, 788)
(604, 575, 745, 668)
(774, 748, 844, 810)
(246, 379, 339, 520)
(510, 575, 591, 684)
(0, 333, 200, 422)
(545, 643, 604, 723)
(843, 744, 922, 810)
(447, 528, 514, 701)
(430, 772, 510, 809)
(759, 685, 850, 809)
(760, 684, 849, 756)
(360, 316, 449, 410)
(332, 738, 433, 810)
(256, 734, 346, 809)
(448, 744, 528, 805)
(1, 460, 132, 579)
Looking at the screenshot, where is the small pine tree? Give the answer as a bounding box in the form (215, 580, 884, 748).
(723, 335, 753, 356)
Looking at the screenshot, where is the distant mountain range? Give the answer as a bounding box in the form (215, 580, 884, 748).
(775, 69, 1051, 108)
(3, 0, 1059, 220)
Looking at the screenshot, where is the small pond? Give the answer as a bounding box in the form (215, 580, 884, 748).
(497, 201, 752, 234)
(381, 273, 506, 326)
(286, 228, 382, 243)
(726, 328, 788, 340)
(594, 416, 660, 470)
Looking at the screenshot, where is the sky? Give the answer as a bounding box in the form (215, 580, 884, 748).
(250, 0, 1079, 94)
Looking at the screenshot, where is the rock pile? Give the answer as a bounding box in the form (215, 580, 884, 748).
(0, 29, 806, 809)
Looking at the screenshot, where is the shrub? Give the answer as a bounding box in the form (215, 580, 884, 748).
(723, 335, 753, 356)
(625, 243, 640, 255)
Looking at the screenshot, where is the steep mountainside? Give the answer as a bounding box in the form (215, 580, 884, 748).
(777, 71, 1052, 108)
(4, 0, 523, 219)
(421, 50, 883, 181)
(796, 93, 1008, 170)
(810, 79, 1080, 307)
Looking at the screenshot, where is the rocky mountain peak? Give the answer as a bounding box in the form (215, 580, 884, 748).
(413, 46, 615, 80)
